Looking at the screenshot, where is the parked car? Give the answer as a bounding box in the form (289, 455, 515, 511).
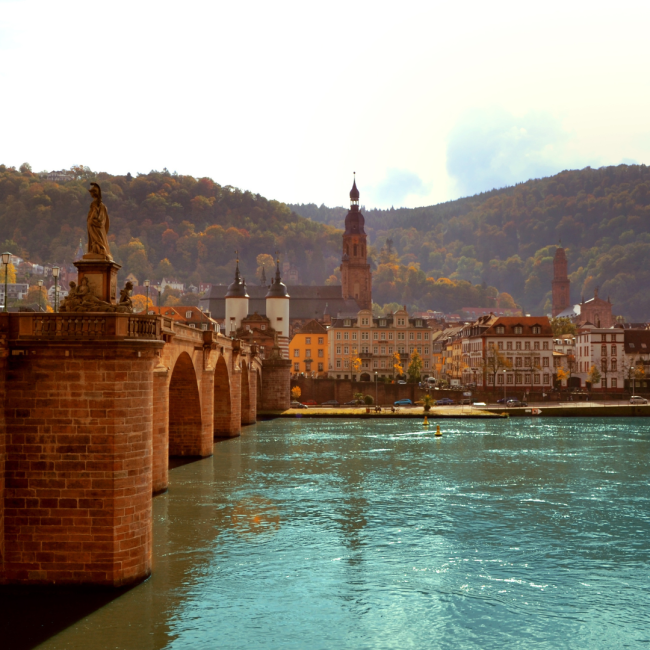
(343, 400, 361, 406)
(397, 380, 407, 385)
(630, 396, 648, 404)
(302, 399, 317, 405)
(497, 397, 517, 404)
(459, 398, 471, 405)
(506, 399, 528, 407)
(290, 401, 308, 409)
(394, 398, 413, 406)
(321, 400, 340, 406)
(435, 398, 456, 406)
(472, 401, 487, 407)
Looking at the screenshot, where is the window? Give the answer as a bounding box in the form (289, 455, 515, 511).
(380, 346, 386, 354)
(361, 332, 369, 340)
(498, 342, 504, 350)
(515, 357, 522, 367)
(424, 333, 429, 340)
(305, 349, 311, 358)
(398, 318, 405, 325)
(305, 337, 311, 345)
(277, 317, 283, 321)
(507, 374, 514, 384)
(417, 332, 422, 340)
(611, 378, 617, 388)
(534, 342, 540, 350)
(601, 359, 607, 372)
(601, 345, 607, 357)
(601, 378, 607, 388)
(293, 363, 299, 371)
(344, 346, 349, 354)
(373, 332, 379, 340)
(496, 326, 505, 334)
(424, 347, 429, 354)
(424, 361, 429, 369)
(525, 374, 531, 384)
(497, 374, 503, 385)
(543, 357, 549, 367)
(293, 349, 300, 358)
(611, 345, 617, 356)
(388, 333, 394, 340)
(318, 337, 324, 345)
(525, 342, 531, 350)
(409, 333, 414, 340)
(534, 374, 540, 384)
(373, 360, 378, 368)
(610, 334, 616, 342)
(601, 334, 607, 342)
(344, 332, 349, 340)
(516, 342, 522, 350)
(380, 332, 386, 340)
(361, 317, 369, 325)
(352, 333, 357, 340)
(388, 347, 393, 354)
(543, 374, 550, 384)
(336, 360, 341, 368)
(381, 360, 386, 368)
(336, 332, 341, 340)
(611, 359, 617, 371)
(514, 326, 523, 334)
(336, 346, 341, 354)
(344, 319, 351, 326)
(409, 347, 414, 353)
(185, 311, 193, 319)
(515, 374, 522, 384)
(318, 349, 324, 358)
(373, 346, 378, 354)
(415, 319, 422, 327)
(532, 326, 541, 334)
(543, 341, 549, 350)
(318, 363, 323, 372)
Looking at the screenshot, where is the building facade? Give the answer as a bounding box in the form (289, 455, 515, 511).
(327, 308, 434, 380)
(574, 325, 624, 390)
(289, 320, 329, 376)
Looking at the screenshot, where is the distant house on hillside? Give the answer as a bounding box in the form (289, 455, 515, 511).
(46, 170, 74, 183)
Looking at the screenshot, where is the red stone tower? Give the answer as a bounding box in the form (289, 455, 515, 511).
(340, 176, 372, 309)
(552, 245, 571, 317)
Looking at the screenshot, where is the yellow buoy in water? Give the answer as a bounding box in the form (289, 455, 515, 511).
(423, 416, 429, 426)
(435, 424, 442, 437)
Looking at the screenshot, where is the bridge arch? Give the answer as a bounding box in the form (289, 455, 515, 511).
(214, 354, 236, 437)
(169, 351, 203, 456)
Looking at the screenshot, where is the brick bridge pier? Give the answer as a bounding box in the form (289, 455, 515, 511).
(0, 312, 288, 587)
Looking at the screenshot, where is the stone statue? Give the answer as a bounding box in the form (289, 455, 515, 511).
(87, 182, 112, 259)
(59, 278, 134, 314)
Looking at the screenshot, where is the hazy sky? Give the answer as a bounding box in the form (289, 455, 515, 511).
(1, 0, 649, 209)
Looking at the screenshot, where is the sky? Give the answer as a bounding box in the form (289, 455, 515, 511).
(1, 0, 649, 210)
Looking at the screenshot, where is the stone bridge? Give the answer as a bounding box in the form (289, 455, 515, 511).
(0, 312, 289, 588)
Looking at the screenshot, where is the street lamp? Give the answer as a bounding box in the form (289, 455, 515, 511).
(144, 279, 150, 313)
(200, 306, 205, 331)
(2, 251, 10, 313)
(157, 288, 161, 308)
(374, 371, 378, 406)
(38, 279, 43, 312)
(503, 369, 507, 403)
(52, 266, 60, 312)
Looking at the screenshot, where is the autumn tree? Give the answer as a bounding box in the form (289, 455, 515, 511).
(132, 295, 155, 313)
(255, 254, 275, 282)
(482, 343, 513, 388)
(587, 364, 601, 388)
(550, 317, 576, 338)
(0, 262, 16, 283)
(392, 351, 404, 378)
(291, 386, 301, 400)
(407, 350, 423, 383)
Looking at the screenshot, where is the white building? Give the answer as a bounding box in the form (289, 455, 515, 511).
(574, 325, 624, 391)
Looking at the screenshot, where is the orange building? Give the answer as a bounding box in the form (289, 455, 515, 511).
(289, 320, 328, 376)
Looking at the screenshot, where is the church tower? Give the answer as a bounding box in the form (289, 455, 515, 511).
(340, 175, 372, 310)
(552, 245, 571, 317)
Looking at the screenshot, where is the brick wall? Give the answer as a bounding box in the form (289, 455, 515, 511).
(261, 358, 291, 411)
(241, 361, 251, 425)
(0, 323, 6, 567)
(152, 365, 169, 494)
(242, 358, 257, 425)
(1, 341, 159, 586)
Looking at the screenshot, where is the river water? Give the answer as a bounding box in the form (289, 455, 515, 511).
(26, 418, 650, 648)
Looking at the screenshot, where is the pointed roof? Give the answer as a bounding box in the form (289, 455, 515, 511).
(225, 258, 249, 298)
(350, 175, 359, 200)
(266, 257, 290, 298)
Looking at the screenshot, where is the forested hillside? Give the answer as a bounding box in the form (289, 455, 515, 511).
(0, 165, 341, 287)
(290, 164, 650, 320)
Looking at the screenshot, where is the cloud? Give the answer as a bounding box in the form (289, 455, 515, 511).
(446, 108, 596, 197)
(368, 169, 432, 208)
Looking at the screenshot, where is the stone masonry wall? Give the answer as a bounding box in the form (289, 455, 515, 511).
(1, 341, 159, 587)
(261, 358, 291, 411)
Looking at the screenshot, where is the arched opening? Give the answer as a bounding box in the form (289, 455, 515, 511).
(169, 352, 202, 457)
(360, 373, 370, 382)
(241, 359, 251, 425)
(214, 354, 233, 437)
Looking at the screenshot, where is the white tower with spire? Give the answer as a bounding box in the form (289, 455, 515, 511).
(224, 255, 249, 336)
(265, 256, 290, 357)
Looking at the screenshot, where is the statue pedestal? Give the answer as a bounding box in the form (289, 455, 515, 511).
(74, 255, 121, 304)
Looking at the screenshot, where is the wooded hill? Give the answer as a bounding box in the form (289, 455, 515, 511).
(0, 164, 498, 313)
(290, 164, 650, 320)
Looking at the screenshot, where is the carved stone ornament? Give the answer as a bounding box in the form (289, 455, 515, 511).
(60, 279, 134, 313)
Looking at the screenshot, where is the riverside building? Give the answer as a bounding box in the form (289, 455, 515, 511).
(327, 307, 434, 380)
(574, 325, 624, 391)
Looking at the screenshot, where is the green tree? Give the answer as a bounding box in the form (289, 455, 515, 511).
(550, 317, 577, 338)
(587, 364, 601, 387)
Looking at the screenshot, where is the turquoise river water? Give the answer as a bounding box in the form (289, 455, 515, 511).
(15, 418, 650, 648)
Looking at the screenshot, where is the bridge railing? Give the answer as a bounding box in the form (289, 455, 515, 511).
(9, 313, 162, 340)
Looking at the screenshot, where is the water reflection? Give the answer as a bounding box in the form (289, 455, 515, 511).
(2, 418, 649, 649)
